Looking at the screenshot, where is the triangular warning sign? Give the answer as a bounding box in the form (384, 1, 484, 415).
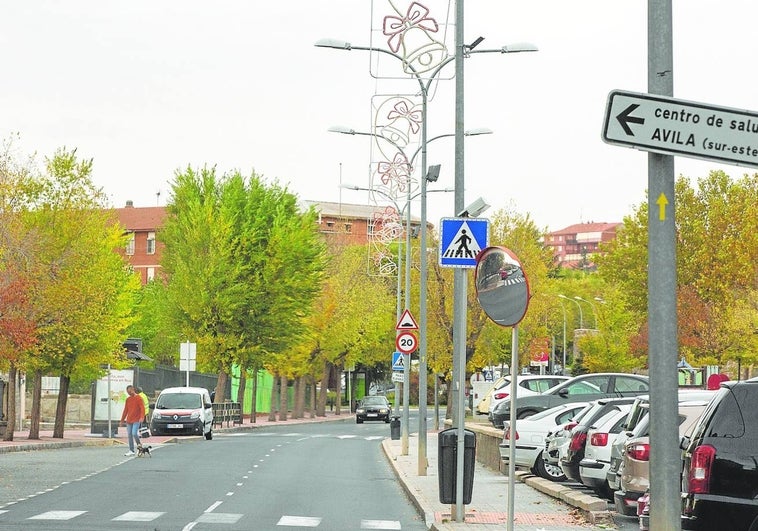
(396, 309, 419, 330)
(441, 221, 483, 260)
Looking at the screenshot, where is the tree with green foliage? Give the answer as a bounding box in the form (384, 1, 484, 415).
(160, 167, 327, 403)
(596, 170, 758, 372)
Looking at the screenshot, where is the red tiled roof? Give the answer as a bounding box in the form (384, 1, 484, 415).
(549, 222, 622, 235)
(112, 205, 168, 231)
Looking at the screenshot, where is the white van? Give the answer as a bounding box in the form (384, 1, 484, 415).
(150, 386, 213, 440)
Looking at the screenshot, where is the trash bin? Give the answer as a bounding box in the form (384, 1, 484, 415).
(438, 428, 476, 504)
(390, 416, 401, 440)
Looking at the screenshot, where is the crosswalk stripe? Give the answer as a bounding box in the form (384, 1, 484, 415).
(196, 512, 243, 524)
(28, 510, 86, 520)
(277, 515, 321, 526)
(112, 511, 164, 521)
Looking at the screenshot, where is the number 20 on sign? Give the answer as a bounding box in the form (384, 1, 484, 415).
(396, 331, 417, 354)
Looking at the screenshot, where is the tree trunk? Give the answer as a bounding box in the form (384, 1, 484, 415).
(278, 375, 288, 421)
(236, 369, 246, 407)
(28, 370, 42, 440)
(334, 362, 343, 416)
(3, 365, 17, 441)
(293, 376, 305, 419)
(53, 374, 70, 438)
(309, 375, 316, 419)
(214, 369, 229, 403)
(250, 368, 258, 423)
(316, 361, 330, 417)
(268, 373, 278, 421)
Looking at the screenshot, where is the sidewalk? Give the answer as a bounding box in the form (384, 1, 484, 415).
(382, 431, 617, 530)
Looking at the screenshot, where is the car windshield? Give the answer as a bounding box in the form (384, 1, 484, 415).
(156, 393, 203, 409)
(361, 397, 389, 406)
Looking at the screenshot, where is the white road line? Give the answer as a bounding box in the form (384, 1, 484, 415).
(205, 501, 223, 513)
(277, 515, 322, 527)
(196, 512, 244, 524)
(28, 510, 86, 520)
(112, 511, 164, 522)
(361, 519, 402, 529)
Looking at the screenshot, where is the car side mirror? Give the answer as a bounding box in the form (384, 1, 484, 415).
(149, 404, 155, 410)
(679, 435, 690, 450)
(558, 388, 569, 398)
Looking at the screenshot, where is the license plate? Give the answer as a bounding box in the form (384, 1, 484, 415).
(368, 413, 378, 417)
(167, 423, 184, 429)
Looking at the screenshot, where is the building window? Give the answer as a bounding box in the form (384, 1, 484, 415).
(147, 267, 155, 282)
(344, 223, 352, 233)
(125, 233, 135, 255)
(146, 232, 156, 254)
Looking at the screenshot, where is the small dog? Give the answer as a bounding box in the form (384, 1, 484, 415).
(136, 444, 152, 458)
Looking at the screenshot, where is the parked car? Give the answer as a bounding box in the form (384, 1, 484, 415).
(680, 377, 758, 530)
(560, 398, 635, 485)
(355, 396, 392, 424)
(607, 389, 718, 496)
(488, 374, 569, 423)
(578, 407, 631, 499)
(490, 372, 649, 428)
(150, 386, 214, 439)
(543, 402, 594, 467)
(499, 402, 589, 481)
(475, 376, 507, 415)
(613, 399, 710, 516)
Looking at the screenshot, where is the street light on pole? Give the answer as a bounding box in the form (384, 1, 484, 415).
(575, 296, 598, 329)
(558, 294, 584, 329)
(318, 35, 533, 478)
(556, 297, 567, 375)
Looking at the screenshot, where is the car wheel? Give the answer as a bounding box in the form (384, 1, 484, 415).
(384, 418, 390, 423)
(593, 482, 614, 501)
(535, 453, 566, 482)
(205, 429, 213, 440)
(356, 418, 363, 424)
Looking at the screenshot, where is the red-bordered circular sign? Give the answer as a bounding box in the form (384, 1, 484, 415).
(396, 331, 418, 354)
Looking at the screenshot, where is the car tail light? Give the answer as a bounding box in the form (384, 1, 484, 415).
(494, 392, 510, 400)
(563, 421, 578, 432)
(503, 427, 519, 441)
(687, 444, 716, 494)
(590, 432, 609, 446)
(627, 442, 650, 461)
(568, 431, 587, 451)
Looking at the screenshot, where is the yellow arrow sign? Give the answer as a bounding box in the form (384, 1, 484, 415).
(656, 193, 669, 221)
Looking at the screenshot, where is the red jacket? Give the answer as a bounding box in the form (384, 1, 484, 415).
(121, 393, 146, 423)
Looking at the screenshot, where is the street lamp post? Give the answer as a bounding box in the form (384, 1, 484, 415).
(556, 298, 567, 375)
(575, 296, 598, 329)
(558, 293, 584, 329)
(318, 36, 535, 478)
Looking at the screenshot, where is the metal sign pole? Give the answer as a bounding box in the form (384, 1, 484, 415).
(648, 1, 680, 529)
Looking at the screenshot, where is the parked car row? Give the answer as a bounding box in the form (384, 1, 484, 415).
(497, 375, 758, 531)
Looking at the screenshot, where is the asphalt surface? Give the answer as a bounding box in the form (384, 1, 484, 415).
(0, 412, 638, 530)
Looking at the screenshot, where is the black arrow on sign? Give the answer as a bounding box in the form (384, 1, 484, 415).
(616, 103, 645, 135)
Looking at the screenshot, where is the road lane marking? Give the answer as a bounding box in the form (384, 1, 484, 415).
(361, 520, 402, 529)
(205, 501, 223, 513)
(277, 515, 321, 526)
(28, 510, 86, 520)
(112, 511, 164, 521)
(196, 512, 243, 524)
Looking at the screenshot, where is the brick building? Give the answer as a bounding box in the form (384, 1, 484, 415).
(544, 222, 622, 269)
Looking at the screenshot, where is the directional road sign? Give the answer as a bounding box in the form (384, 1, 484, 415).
(395, 331, 417, 354)
(439, 217, 489, 268)
(602, 89, 758, 168)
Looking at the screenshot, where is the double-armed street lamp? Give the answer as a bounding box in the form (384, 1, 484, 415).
(575, 296, 599, 329)
(318, 35, 534, 475)
(558, 293, 584, 329)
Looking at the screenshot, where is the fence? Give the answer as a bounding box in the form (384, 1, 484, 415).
(212, 401, 243, 428)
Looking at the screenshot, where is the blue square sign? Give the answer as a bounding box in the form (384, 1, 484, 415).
(439, 217, 489, 268)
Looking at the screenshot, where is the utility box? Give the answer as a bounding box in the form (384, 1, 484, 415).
(390, 416, 401, 440)
(438, 428, 476, 504)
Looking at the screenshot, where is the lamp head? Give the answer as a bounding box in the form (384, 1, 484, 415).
(501, 42, 539, 53)
(457, 197, 490, 218)
(328, 125, 356, 135)
(314, 38, 352, 50)
(425, 164, 441, 183)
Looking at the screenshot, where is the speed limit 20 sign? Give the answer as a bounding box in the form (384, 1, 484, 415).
(396, 331, 418, 354)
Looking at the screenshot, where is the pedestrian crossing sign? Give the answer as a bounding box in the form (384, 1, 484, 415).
(439, 217, 489, 268)
(392, 351, 404, 371)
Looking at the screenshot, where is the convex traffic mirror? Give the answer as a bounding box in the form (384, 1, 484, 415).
(474, 246, 530, 327)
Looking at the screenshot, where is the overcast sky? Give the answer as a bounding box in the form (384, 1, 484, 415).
(2, 1, 756, 231)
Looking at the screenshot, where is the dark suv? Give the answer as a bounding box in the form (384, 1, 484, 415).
(680, 377, 758, 530)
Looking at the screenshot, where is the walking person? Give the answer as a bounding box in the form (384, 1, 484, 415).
(120, 384, 146, 457)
